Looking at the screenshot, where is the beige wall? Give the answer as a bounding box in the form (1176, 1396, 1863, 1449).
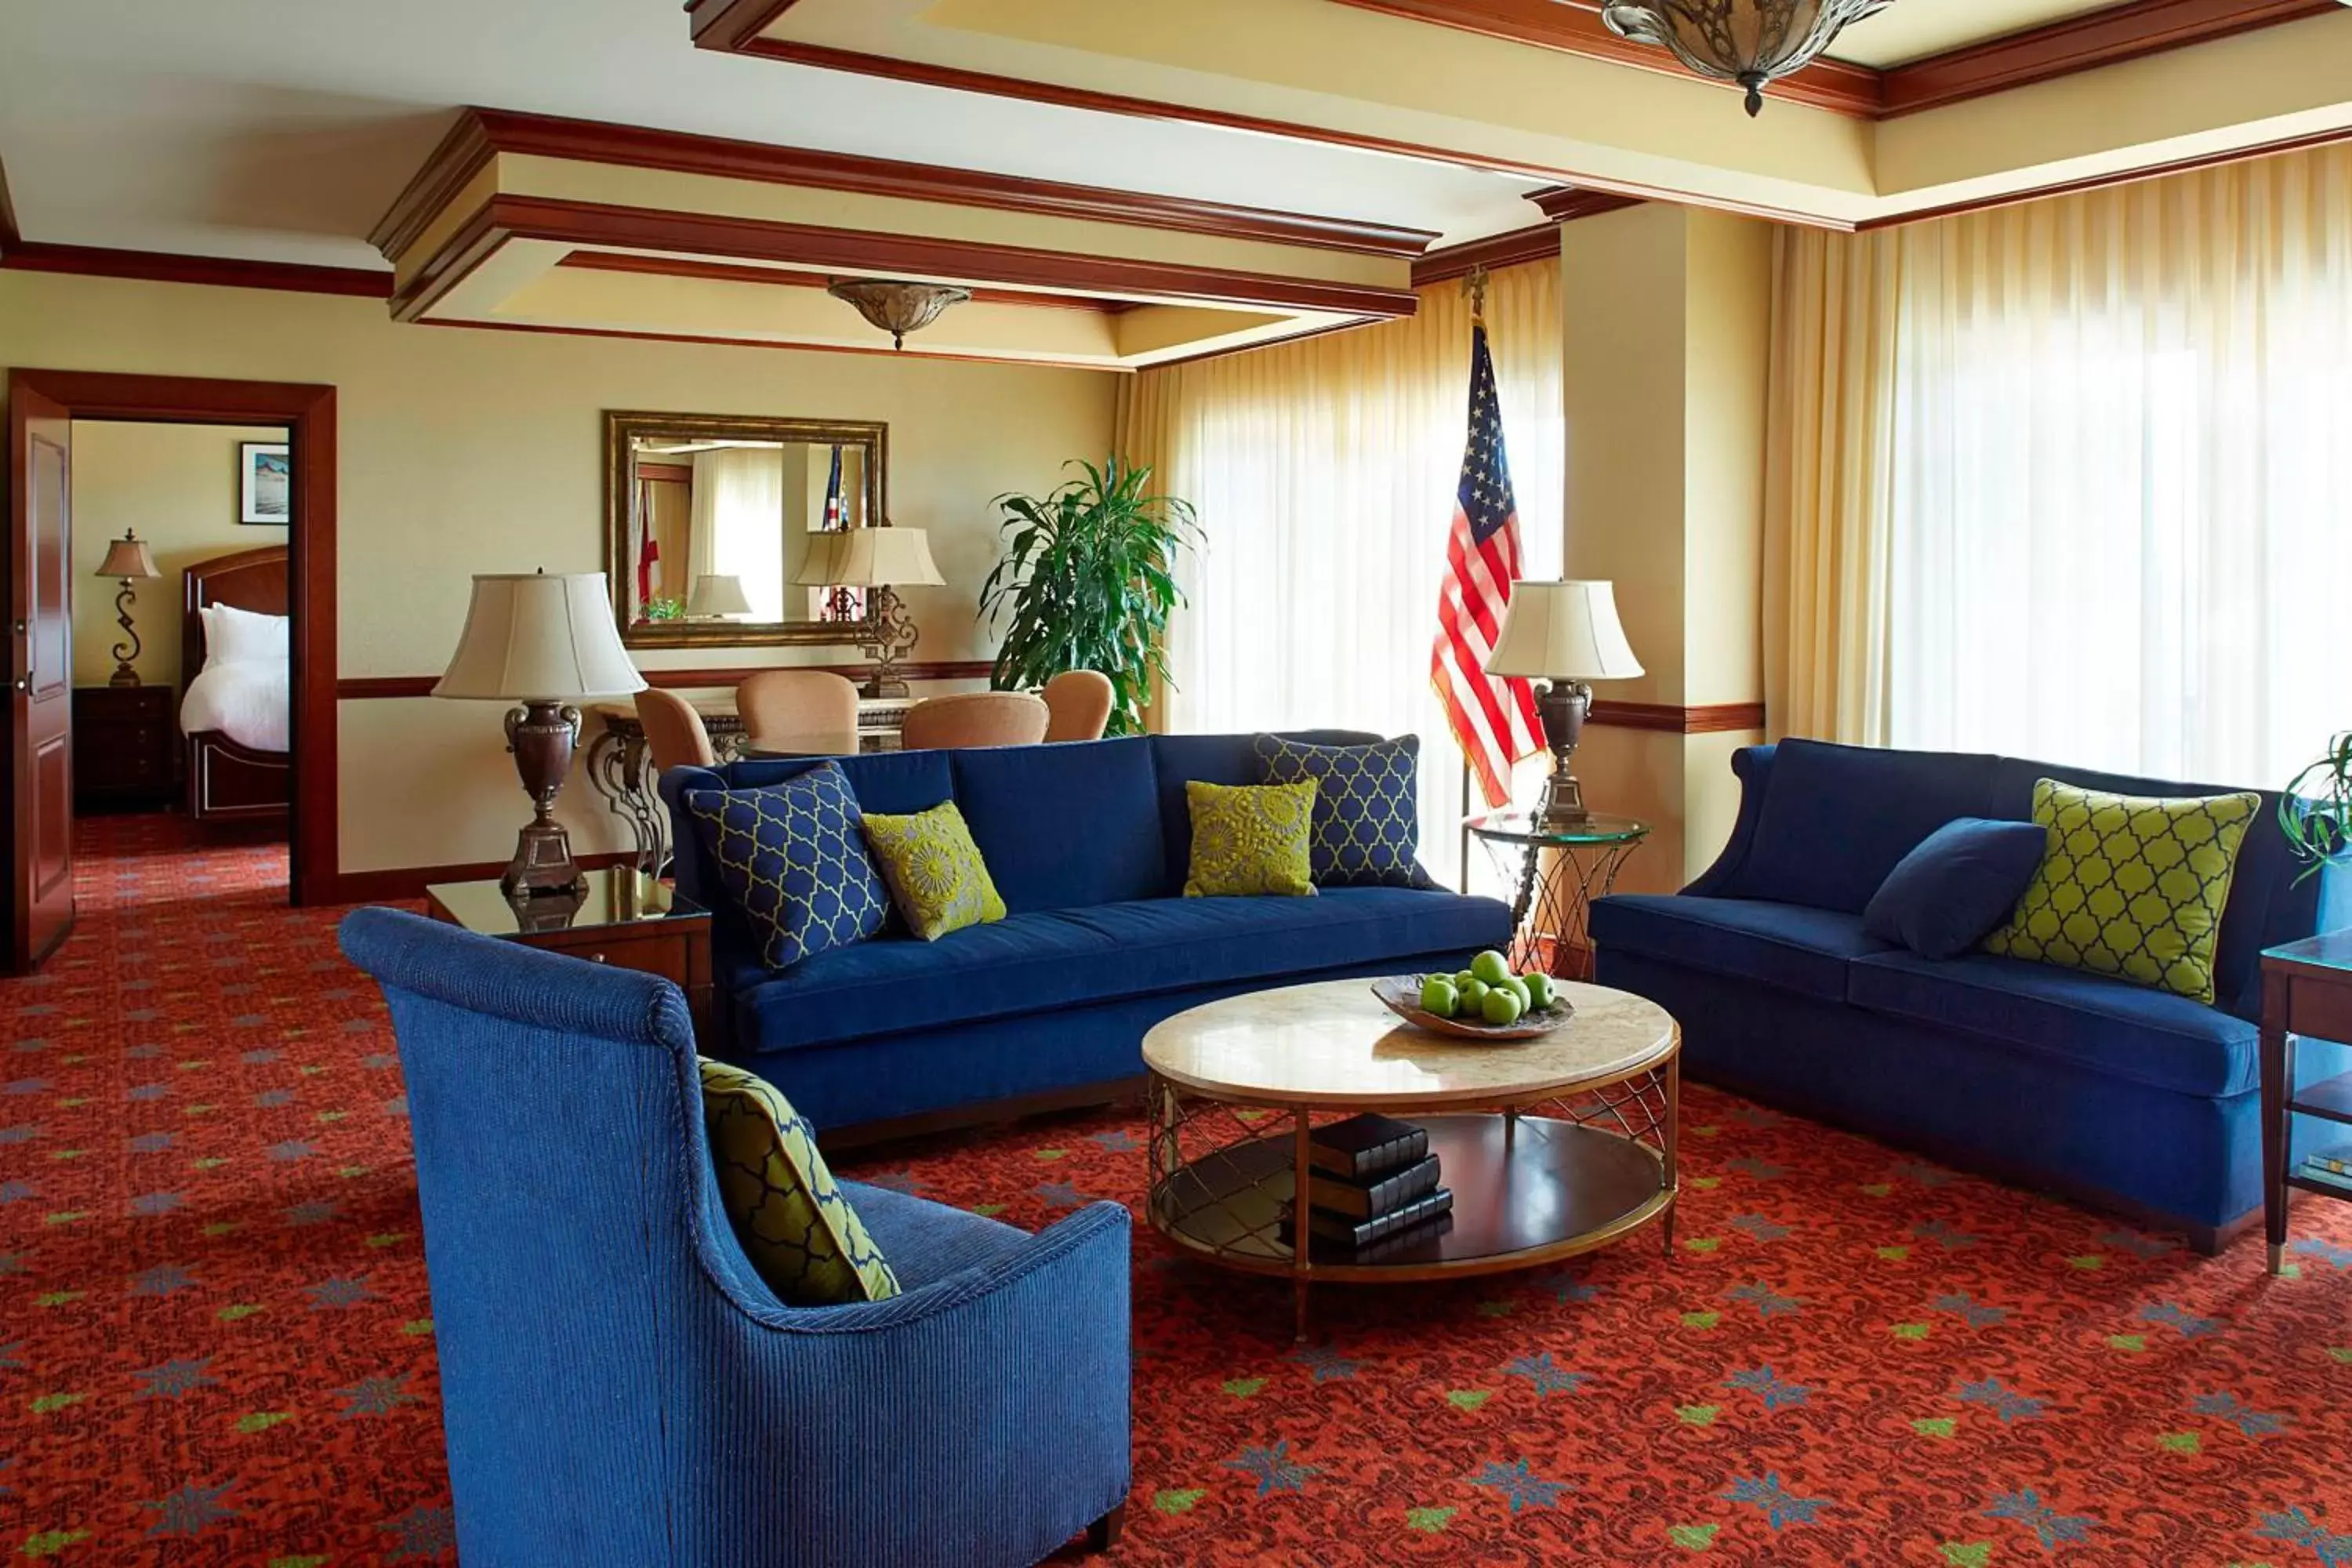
(70, 420, 289, 689)
(1560, 205, 1771, 891)
(2, 270, 1119, 876)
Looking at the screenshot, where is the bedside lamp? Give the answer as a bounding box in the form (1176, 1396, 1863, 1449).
(687, 573, 753, 620)
(792, 527, 946, 699)
(1484, 580, 1645, 826)
(434, 570, 647, 898)
(94, 530, 162, 687)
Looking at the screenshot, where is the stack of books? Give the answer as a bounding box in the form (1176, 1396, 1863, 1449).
(2297, 1143, 2352, 1193)
(1283, 1112, 1452, 1256)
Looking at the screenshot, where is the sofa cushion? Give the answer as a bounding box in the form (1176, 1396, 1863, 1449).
(949, 736, 1165, 913)
(683, 764, 891, 970)
(1254, 733, 1432, 889)
(861, 800, 1007, 941)
(1588, 894, 1894, 1001)
(1981, 779, 2260, 1005)
(1863, 816, 2049, 959)
(1147, 731, 1379, 896)
(698, 1058, 901, 1304)
(1847, 948, 2259, 1098)
(731, 887, 1508, 1054)
(722, 749, 956, 817)
(1726, 739, 2002, 914)
(1183, 780, 1319, 898)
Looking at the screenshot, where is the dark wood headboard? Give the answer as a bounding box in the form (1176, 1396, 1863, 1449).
(181, 545, 289, 688)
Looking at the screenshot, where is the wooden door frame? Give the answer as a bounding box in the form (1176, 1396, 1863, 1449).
(5, 370, 338, 907)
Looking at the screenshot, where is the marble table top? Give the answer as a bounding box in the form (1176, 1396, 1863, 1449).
(1142, 978, 1678, 1109)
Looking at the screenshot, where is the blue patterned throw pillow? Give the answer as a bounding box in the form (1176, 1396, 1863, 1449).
(1254, 734, 1432, 889)
(684, 763, 891, 970)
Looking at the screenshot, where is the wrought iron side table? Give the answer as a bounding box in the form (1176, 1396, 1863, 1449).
(1466, 811, 1650, 982)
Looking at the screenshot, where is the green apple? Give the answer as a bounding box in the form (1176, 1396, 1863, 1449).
(1469, 949, 1513, 986)
(1523, 972, 1557, 1010)
(1457, 977, 1490, 1012)
(1480, 986, 1525, 1026)
(1419, 977, 1459, 1018)
(1498, 975, 1530, 1011)
(1454, 970, 1478, 991)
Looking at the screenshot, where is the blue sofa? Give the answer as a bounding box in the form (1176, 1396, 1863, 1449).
(1590, 739, 2350, 1250)
(340, 907, 1133, 1568)
(661, 731, 1514, 1136)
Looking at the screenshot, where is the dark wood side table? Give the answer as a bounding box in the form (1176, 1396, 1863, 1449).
(425, 868, 714, 1044)
(2260, 929, 2352, 1273)
(72, 684, 178, 811)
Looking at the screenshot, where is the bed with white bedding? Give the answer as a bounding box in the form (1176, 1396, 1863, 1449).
(179, 546, 290, 826)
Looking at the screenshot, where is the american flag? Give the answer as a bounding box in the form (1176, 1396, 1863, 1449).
(1429, 319, 1543, 808)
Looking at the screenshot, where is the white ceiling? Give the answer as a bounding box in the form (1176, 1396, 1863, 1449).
(0, 0, 1552, 272)
(1829, 0, 2126, 70)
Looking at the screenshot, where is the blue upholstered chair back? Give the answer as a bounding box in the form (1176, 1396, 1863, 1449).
(1690, 739, 2349, 1022)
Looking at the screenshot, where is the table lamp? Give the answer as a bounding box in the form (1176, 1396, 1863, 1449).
(434, 570, 647, 897)
(94, 530, 162, 687)
(1484, 579, 1645, 826)
(791, 527, 946, 698)
(687, 573, 753, 620)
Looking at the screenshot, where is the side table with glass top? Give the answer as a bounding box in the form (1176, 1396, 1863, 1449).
(1465, 811, 1650, 982)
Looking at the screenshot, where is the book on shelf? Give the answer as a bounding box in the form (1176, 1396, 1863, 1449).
(2304, 1143, 2352, 1178)
(2296, 1160, 2352, 1193)
(1305, 1153, 1443, 1219)
(1283, 1187, 1454, 1250)
(1307, 1113, 1428, 1181)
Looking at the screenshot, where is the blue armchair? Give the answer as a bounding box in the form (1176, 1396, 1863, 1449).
(339, 908, 1132, 1568)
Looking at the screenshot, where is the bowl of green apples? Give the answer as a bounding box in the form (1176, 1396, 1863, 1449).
(1370, 950, 1574, 1041)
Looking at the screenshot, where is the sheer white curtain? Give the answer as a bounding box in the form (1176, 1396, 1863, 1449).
(1887, 145, 2352, 786)
(1117, 262, 1563, 886)
(691, 448, 787, 622)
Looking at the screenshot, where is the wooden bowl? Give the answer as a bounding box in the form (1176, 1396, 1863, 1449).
(1370, 975, 1575, 1042)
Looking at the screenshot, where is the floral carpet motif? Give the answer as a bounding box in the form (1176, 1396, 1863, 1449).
(8, 815, 2352, 1564)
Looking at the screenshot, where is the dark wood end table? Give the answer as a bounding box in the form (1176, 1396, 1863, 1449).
(2261, 928, 2352, 1273)
(425, 867, 713, 1044)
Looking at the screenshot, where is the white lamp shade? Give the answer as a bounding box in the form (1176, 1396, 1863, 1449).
(1484, 580, 1645, 682)
(433, 572, 648, 702)
(687, 573, 753, 617)
(791, 527, 945, 588)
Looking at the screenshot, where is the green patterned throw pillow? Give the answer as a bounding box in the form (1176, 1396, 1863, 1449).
(1183, 779, 1318, 898)
(860, 800, 1007, 941)
(698, 1059, 899, 1305)
(1980, 778, 2259, 1003)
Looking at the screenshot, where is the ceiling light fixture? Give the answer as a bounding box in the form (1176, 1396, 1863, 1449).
(826, 278, 974, 349)
(1599, 0, 1892, 116)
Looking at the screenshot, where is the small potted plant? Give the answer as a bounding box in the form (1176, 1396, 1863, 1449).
(2281, 731, 2352, 880)
(979, 458, 1201, 737)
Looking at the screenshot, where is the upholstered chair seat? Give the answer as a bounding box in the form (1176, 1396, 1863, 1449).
(1042, 670, 1116, 742)
(901, 691, 1050, 750)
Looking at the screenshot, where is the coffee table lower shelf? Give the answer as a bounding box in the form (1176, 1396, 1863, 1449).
(1148, 1110, 1674, 1335)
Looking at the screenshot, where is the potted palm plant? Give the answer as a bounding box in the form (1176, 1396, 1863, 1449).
(2282, 731, 2352, 880)
(979, 459, 1201, 737)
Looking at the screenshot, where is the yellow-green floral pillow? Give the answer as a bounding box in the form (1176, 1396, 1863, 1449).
(698, 1059, 899, 1305)
(1980, 778, 2259, 1003)
(859, 800, 1007, 941)
(1184, 779, 1318, 898)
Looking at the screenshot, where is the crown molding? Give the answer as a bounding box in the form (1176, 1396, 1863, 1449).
(0, 240, 392, 297)
(368, 106, 1439, 269)
(1412, 223, 1560, 287)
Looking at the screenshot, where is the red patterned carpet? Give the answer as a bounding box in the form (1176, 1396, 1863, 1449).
(9, 815, 2352, 1565)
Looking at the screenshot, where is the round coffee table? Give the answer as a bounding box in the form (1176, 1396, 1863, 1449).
(1141, 978, 1681, 1339)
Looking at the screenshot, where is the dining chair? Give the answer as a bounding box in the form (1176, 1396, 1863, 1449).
(1041, 670, 1116, 742)
(737, 670, 859, 743)
(634, 689, 717, 771)
(901, 691, 1051, 750)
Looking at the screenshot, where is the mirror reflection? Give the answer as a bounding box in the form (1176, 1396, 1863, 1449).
(605, 412, 887, 648)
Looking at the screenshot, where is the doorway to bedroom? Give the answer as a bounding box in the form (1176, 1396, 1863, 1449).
(6, 369, 339, 974)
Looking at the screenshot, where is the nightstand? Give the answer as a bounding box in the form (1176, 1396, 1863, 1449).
(424, 867, 713, 1043)
(73, 684, 178, 811)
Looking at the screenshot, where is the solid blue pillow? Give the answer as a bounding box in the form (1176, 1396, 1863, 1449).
(1253, 734, 1433, 889)
(684, 762, 891, 971)
(1862, 816, 2050, 960)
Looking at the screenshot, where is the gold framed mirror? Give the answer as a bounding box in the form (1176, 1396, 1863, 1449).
(604, 409, 888, 649)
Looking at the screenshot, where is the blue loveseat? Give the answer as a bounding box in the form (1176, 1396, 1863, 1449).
(1590, 739, 2351, 1250)
(662, 731, 1514, 1137)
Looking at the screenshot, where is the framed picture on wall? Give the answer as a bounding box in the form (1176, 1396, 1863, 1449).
(239, 442, 291, 526)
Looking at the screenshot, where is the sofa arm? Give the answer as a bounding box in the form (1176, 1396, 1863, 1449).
(1681, 742, 1777, 897)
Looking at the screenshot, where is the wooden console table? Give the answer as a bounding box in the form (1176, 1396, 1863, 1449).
(583, 695, 912, 870)
(2260, 930, 2352, 1273)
